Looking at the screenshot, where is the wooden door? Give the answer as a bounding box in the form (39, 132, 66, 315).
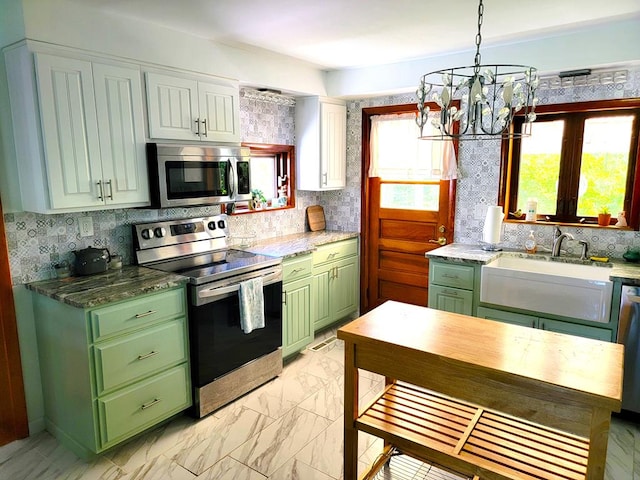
(361, 105, 457, 312)
(0, 199, 29, 445)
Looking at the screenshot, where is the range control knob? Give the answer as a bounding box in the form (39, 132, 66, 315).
(207, 221, 217, 230)
(154, 227, 166, 238)
(140, 228, 154, 240)
(217, 220, 226, 229)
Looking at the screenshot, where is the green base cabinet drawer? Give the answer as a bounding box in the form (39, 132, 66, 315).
(283, 255, 313, 282)
(312, 238, 358, 266)
(98, 363, 190, 447)
(91, 288, 186, 341)
(476, 306, 538, 328)
(430, 262, 475, 290)
(540, 318, 613, 342)
(428, 285, 473, 316)
(94, 319, 188, 395)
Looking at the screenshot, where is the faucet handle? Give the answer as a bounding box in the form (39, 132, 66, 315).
(578, 240, 589, 260)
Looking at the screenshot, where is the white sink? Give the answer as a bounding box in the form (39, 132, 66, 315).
(480, 256, 613, 323)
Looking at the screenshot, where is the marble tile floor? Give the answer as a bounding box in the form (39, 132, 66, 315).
(1, 325, 639, 480)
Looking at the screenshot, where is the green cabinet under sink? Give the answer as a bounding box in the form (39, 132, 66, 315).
(428, 257, 617, 343)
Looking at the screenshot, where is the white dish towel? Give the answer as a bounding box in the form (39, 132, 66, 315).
(239, 277, 265, 334)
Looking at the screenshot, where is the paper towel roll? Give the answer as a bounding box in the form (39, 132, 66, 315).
(483, 206, 504, 244)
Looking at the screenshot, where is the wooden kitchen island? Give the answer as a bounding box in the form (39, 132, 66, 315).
(338, 301, 623, 480)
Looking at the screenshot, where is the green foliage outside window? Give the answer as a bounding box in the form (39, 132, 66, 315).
(518, 153, 627, 218)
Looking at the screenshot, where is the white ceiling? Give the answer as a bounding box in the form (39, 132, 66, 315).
(72, 0, 640, 70)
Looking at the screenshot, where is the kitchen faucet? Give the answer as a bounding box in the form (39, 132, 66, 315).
(552, 226, 574, 257)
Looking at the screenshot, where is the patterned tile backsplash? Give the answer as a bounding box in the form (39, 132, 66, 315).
(5, 69, 640, 285)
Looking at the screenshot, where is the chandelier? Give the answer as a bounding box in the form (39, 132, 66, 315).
(416, 0, 539, 140)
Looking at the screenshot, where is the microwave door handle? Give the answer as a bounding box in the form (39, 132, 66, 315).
(228, 160, 236, 198)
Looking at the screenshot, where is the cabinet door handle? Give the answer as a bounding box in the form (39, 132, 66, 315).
(202, 118, 207, 137)
(97, 180, 104, 201)
(137, 350, 158, 361)
(141, 398, 161, 410)
(195, 118, 201, 136)
(322, 173, 327, 186)
(105, 179, 113, 200)
(134, 310, 157, 318)
(282, 291, 287, 305)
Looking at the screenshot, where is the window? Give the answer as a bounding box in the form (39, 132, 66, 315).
(370, 109, 458, 211)
(222, 143, 295, 214)
(500, 99, 640, 228)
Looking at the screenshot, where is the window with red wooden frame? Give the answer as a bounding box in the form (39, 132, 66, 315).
(499, 99, 640, 229)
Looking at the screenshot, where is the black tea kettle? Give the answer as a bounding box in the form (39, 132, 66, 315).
(73, 247, 111, 275)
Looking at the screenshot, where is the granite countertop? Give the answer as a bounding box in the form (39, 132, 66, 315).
(426, 243, 640, 284)
(26, 266, 188, 309)
(241, 230, 359, 258)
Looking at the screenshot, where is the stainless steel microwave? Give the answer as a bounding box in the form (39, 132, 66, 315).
(146, 143, 252, 208)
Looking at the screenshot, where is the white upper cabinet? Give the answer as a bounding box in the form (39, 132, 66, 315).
(145, 72, 240, 143)
(296, 96, 347, 191)
(4, 44, 149, 213)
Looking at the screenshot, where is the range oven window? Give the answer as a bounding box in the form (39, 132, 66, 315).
(165, 160, 228, 198)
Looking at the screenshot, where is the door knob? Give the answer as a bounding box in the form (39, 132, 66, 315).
(429, 237, 447, 246)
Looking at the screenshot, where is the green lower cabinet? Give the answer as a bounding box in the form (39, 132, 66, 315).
(282, 276, 314, 358)
(312, 255, 359, 331)
(477, 305, 613, 342)
(32, 286, 191, 459)
(428, 285, 473, 316)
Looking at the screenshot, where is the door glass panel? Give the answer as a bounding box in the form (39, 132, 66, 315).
(576, 115, 633, 217)
(380, 183, 440, 210)
(518, 120, 564, 214)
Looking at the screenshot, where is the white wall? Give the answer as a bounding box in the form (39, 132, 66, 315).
(326, 16, 640, 97)
(19, 0, 327, 96)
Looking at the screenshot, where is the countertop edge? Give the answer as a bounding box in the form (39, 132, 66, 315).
(426, 243, 640, 283)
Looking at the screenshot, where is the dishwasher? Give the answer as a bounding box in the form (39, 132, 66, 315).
(618, 286, 640, 414)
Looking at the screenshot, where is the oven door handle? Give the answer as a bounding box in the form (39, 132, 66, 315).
(197, 269, 282, 301)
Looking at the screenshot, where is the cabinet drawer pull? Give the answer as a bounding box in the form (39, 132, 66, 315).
(327, 252, 338, 260)
(291, 267, 305, 274)
(134, 310, 157, 318)
(442, 273, 459, 279)
(137, 350, 158, 361)
(141, 398, 161, 410)
(443, 289, 458, 296)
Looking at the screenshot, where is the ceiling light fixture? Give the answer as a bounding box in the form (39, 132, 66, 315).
(416, 0, 539, 141)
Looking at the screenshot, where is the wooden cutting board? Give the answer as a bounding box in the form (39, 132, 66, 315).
(307, 205, 326, 231)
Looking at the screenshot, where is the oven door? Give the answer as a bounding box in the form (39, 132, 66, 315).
(189, 268, 283, 388)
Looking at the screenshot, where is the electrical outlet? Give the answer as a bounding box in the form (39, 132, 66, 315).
(79, 217, 94, 237)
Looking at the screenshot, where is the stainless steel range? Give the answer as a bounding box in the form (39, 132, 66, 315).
(133, 214, 283, 417)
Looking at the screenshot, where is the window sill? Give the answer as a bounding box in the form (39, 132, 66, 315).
(224, 205, 294, 215)
(504, 218, 634, 231)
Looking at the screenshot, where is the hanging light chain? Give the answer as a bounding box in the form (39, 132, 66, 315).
(473, 0, 484, 73)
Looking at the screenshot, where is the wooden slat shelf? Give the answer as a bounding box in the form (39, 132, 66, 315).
(357, 382, 590, 480)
